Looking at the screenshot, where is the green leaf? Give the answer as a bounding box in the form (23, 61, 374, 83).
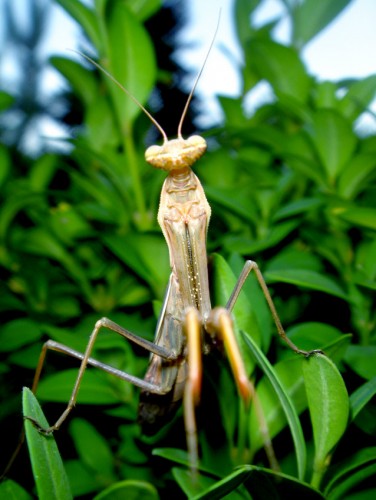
(307, 109, 357, 184)
(65, 459, 100, 497)
(37, 369, 123, 405)
(14, 227, 92, 297)
(345, 345, 376, 380)
(249, 332, 350, 455)
(350, 376, 376, 420)
(0, 144, 11, 188)
(324, 447, 376, 498)
(191, 467, 252, 500)
(224, 220, 300, 254)
(292, 0, 352, 48)
(0, 90, 14, 111)
(126, 0, 162, 21)
(180, 465, 325, 500)
(265, 269, 348, 300)
(249, 357, 306, 454)
(69, 418, 115, 477)
(0, 480, 33, 500)
(339, 74, 376, 121)
(242, 333, 306, 480)
(336, 206, 376, 230)
(326, 462, 376, 500)
(51, 56, 98, 107)
(247, 39, 311, 102)
(172, 468, 218, 499)
(29, 154, 58, 192)
(56, 0, 101, 49)
(274, 197, 323, 220)
(302, 354, 349, 488)
(104, 233, 169, 298)
(0, 318, 42, 352)
(337, 153, 376, 199)
(94, 480, 159, 500)
(23, 388, 73, 500)
(105, 1, 156, 128)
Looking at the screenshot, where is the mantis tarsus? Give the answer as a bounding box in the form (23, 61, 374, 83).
(10, 28, 321, 476)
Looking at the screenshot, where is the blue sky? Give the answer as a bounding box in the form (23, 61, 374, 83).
(176, 0, 376, 128)
(2, 0, 376, 150)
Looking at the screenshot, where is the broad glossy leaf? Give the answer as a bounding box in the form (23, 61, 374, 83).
(0, 192, 42, 240)
(247, 39, 311, 102)
(235, 0, 260, 46)
(217, 466, 325, 499)
(29, 154, 58, 192)
(56, 0, 101, 49)
(14, 227, 91, 297)
(51, 56, 98, 107)
(0, 318, 42, 352)
(302, 354, 349, 487)
(204, 185, 257, 223)
(313, 81, 338, 109)
(274, 197, 323, 220)
(0, 480, 32, 500)
(350, 376, 376, 420)
(326, 463, 376, 500)
(65, 460, 99, 497)
(224, 220, 300, 254)
(191, 467, 252, 500)
(104, 233, 169, 298)
(0, 145, 11, 187)
(265, 269, 348, 300)
(125, 0, 161, 21)
(336, 206, 376, 230)
(337, 153, 376, 199)
(69, 418, 115, 477)
(307, 109, 357, 184)
(286, 322, 343, 351)
(36, 369, 123, 404)
(345, 345, 376, 380)
(94, 480, 159, 500)
(0, 90, 14, 111)
(292, 0, 352, 48)
(85, 94, 119, 150)
(105, 2, 156, 128)
(173, 468, 218, 499)
(324, 447, 376, 497)
(189, 465, 324, 500)
(23, 388, 72, 500)
(339, 74, 376, 121)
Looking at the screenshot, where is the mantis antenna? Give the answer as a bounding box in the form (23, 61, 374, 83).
(72, 11, 221, 143)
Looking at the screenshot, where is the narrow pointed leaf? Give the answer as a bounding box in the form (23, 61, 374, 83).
(302, 354, 349, 487)
(23, 388, 72, 500)
(242, 333, 306, 480)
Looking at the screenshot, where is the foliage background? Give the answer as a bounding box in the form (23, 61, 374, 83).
(0, 0, 375, 498)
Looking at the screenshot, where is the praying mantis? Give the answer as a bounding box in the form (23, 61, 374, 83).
(9, 26, 321, 477)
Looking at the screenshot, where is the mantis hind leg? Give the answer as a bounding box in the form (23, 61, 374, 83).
(226, 260, 323, 356)
(28, 317, 177, 434)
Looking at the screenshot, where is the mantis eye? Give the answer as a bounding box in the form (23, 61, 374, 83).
(145, 144, 162, 165)
(186, 135, 206, 148)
